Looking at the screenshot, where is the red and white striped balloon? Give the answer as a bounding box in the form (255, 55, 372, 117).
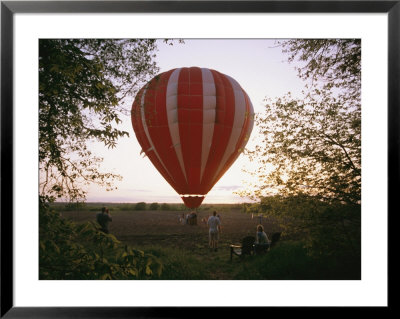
(131, 67, 254, 208)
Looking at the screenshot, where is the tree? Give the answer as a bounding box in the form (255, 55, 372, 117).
(149, 202, 160, 210)
(134, 202, 147, 210)
(243, 39, 361, 206)
(160, 203, 171, 211)
(256, 194, 361, 258)
(38, 39, 184, 280)
(239, 39, 362, 260)
(39, 39, 160, 201)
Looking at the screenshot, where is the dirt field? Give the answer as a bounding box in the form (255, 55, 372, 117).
(60, 208, 284, 279)
(61, 208, 281, 253)
(57, 207, 360, 280)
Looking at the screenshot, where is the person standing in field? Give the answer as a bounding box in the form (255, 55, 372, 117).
(207, 211, 221, 252)
(96, 206, 112, 234)
(216, 214, 222, 233)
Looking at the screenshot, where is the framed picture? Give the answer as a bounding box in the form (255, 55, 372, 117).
(1, 0, 395, 316)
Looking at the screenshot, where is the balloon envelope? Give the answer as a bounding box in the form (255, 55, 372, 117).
(131, 67, 254, 208)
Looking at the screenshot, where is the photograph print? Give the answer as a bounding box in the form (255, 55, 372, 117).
(39, 38, 361, 280)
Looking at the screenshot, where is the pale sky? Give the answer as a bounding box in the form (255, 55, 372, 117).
(85, 39, 305, 204)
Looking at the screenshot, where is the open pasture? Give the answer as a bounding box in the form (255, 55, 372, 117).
(57, 206, 359, 280)
(61, 207, 281, 255)
(60, 207, 286, 279)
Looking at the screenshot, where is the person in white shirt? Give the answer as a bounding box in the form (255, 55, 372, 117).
(207, 211, 221, 252)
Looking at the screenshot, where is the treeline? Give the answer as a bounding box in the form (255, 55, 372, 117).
(50, 202, 245, 212)
(117, 202, 184, 211)
(50, 202, 185, 212)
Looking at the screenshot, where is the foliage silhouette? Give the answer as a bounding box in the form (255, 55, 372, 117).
(240, 39, 361, 260)
(39, 197, 163, 280)
(39, 39, 160, 201)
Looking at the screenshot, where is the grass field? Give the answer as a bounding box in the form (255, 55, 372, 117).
(59, 206, 286, 279)
(58, 205, 360, 280)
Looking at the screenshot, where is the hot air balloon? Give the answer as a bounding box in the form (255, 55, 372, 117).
(131, 67, 254, 208)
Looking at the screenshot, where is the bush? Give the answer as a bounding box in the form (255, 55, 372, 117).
(140, 246, 209, 280)
(255, 195, 361, 259)
(160, 203, 170, 210)
(149, 202, 159, 210)
(64, 201, 86, 211)
(134, 202, 147, 210)
(233, 241, 361, 280)
(115, 204, 134, 211)
(39, 197, 162, 279)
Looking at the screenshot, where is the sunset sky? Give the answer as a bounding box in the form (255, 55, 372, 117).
(85, 39, 305, 204)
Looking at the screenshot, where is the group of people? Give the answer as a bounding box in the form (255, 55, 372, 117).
(96, 206, 271, 254)
(207, 210, 270, 253)
(187, 211, 197, 225)
(179, 210, 223, 252)
(179, 211, 198, 225)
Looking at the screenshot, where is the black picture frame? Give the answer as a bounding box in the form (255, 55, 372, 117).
(1, 1, 395, 317)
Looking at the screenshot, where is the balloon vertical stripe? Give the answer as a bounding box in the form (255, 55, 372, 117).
(200, 68, 217, 182)
(131, 84, 178, 193)
(139, 87, 174, 184)
(177, 67, 204, 194)
(198, 69, 235, 193)
(146, 69, 190, 194)
(210, 88, 254, 188)
(166, 68, 187, 183)
(210, 75, 247, 187)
